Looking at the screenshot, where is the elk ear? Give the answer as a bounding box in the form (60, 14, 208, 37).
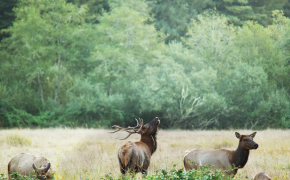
(45, 163, 51, 173)
(235, 132, 241, 139)
(140, 128, 147, 134)
(32, 164, 38, 171)
(250, 132, 257, 138)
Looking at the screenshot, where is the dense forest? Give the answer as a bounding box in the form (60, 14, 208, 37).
(1, 0, 290, 129)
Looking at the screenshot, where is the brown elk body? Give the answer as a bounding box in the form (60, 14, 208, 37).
(8, 153, 52, 180)
(254, 172, 272, 180)
(111, 117, 160, 175)
(184, 132, 258, 177)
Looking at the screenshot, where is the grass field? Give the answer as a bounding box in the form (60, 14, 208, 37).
(0, 128, 289, 179)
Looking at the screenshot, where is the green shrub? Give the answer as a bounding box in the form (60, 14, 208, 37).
(100, 164, 239, 180)
(0, 100, 40, 128)
(0, 172, 48, 180)
(146, 165, 235, 180)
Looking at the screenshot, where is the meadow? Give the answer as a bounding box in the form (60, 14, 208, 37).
(0, 128, 289, 179)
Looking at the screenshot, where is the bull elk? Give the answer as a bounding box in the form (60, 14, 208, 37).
(254, 172, 272, 180)
(184, 132, 258, 177)
(110, 117, 160, 175)
(8, 153, 52, 180)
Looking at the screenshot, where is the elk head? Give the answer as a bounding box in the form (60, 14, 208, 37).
(110, 117, 160, 140)
(32, 163, 51, 180)
(235, 132, 258, 150)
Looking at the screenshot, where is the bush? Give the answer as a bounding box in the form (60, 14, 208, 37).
(101, 164, 238, 180)
(0, 172, 48, 180)
(0, 100, 40, 128)
(146, 165, 235, 180)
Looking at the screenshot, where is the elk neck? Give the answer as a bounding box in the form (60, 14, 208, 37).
(140, 133, 157, 155)
(231, 142, 250, 169)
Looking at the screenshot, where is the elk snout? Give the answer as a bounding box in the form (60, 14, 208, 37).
(155, 117, 160, 124)
(253, 143, 258, 149)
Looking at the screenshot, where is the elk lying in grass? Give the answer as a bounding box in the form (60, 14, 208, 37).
(8, 153, 52, 180)
(254, 172, 272, 180)
(110, 117, 160, 175)
(184, 132, 258, 177)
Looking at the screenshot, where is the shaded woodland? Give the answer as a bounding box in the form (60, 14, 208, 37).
(1, 0, 290, 129)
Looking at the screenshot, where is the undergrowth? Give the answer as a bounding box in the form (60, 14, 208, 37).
(1, 164, 240, 180)
(1, 173, 47, 180)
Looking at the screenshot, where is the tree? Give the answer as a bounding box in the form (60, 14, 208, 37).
(164, 42, 225, 129)
(147, 0, 213, 43)
(234, 19, 289, 89)
(184, 11, 236, 77)
(0, 0, 18, 41)
(1, 0, 96, 109)
(90, 1, 165, 96)
(213, 0, 287, 26)
(67, 0, 110, 23)
(216, 62, 268, 128)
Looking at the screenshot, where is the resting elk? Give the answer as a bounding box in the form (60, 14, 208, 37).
(8, 153, 52, 180)
(254, 172, 272, 180)
(184, 132, 258, 177)
(110, 117, 160, 175)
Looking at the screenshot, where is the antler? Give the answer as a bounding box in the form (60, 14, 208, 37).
(110, 118, 144, 140)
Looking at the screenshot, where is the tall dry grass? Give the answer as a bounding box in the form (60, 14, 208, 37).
(0, 129, 289, 179)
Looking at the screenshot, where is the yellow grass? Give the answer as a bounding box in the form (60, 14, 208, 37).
(0, 129, 289, 179)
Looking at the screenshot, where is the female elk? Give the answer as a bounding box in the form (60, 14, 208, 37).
(110, 117, 160, 175)
(254, 172, 272, 180)
(8, 153, 52, 180)
(184, 132, 258, 177)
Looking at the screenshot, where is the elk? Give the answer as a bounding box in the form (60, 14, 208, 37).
(110, 117, 160, 175)
(184, 132, 258, 177)
(8, 153, 52, 180)
(254, 172, 272, 180)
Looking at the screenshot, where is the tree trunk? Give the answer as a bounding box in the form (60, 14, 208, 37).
(36, 60, 45, 106)
(55, 52, 61, 103)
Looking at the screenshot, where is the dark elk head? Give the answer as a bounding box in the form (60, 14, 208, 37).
(110, 117, 161, 140)
(32, 163, 51, 180)
(236, 132, 259, 150)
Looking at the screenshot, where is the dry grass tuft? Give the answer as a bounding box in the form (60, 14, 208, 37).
(213, 139, 234, 149)
(0, 129, 289, 179)
(4, 133, 32, 146)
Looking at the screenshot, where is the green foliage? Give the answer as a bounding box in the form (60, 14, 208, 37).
(0, 166, 238, 180)
(101, 164, 237, 180)
(0, 0, 98, 119)
(0, 172, 51, 180)
(257, 89, 290, 129)
(184, 11, 235, 73)
(146, 0, 289, 43)
(0, 100, 40, 128)
(216, 62, 268, 128)
(89, 0, 168, 126)
(0, 0, 18, 41)
(91, 1, 164, 95)
(67, 0, 110, 23)
(1, 0, 290, 129)
(234, 20, 288, 89)
(147, 0, 213, 43)
(213, 0, 287, 26)
(52, 78, 124, 127)
(132, 55, 191, 128)
(146, 166, 234, 180)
